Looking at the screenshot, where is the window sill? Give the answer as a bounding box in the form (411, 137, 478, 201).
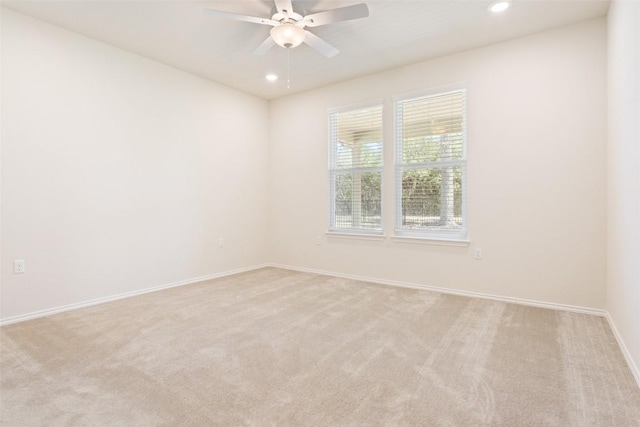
(390, 235, 470, 247)
(326, 232, 386, 242)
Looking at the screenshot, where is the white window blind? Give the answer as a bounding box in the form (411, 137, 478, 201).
(329, 104, 383, 233)
(395, 88, 467, 237)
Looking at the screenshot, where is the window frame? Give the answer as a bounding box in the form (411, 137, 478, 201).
(393, 84, 468, 241)
(328, 100, 384, 235)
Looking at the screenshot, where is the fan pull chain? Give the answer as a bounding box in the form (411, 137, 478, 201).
(287, 48, 291, 89)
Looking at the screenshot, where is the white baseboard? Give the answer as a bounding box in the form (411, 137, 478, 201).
(269, 263, 607, 317)
(0, 264, 268, 326)
(1, 263, 605, 325)
(605, 313, 640, 389)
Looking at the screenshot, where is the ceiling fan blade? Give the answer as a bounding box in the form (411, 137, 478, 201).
(252, 37, 277, 56)
(301, 3, 369, 27)
(274, 0, 294, 15)
(303, 31, 339, 58)
(203, 9, 279, 26)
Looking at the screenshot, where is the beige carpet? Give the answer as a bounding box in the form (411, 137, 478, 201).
(1, 267, 639, 426)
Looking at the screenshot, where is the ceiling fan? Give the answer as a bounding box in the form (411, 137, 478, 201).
(203, 0, 369, 58)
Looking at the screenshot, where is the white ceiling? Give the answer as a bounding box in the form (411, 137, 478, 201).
(2, 0, 609, 100)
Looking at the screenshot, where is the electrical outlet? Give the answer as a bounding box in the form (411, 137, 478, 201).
(13, 259, 26, 274)
(475, 248, 483, 260)
(316, 235, 322, 246)
(218, 238, 224, 248)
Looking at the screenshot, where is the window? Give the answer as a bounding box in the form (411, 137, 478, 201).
(395, 88, 467, 238)
(329, 103, 383, 233)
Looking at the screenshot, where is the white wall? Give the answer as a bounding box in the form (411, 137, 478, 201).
(1, 9, 269, 320)
(607, 0, 640, 381)
(269, 18, 607, 309)
(1, 9, 611, 323)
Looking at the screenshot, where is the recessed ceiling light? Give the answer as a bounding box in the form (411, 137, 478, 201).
(489, 0, 511, 13)
(265, 74, 278, 82)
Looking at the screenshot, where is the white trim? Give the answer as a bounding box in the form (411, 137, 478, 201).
(393, 82, 469, 104)
(0, 264, 268, 326)
(268, 263, 606, 317)
(605, 313, 640, 389)
(390, 235, 470, 247)
(326, 232, 386, 241)
(327, 98, 384, 115)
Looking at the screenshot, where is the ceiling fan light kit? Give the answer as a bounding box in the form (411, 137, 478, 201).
(270, 23, 306, 48)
